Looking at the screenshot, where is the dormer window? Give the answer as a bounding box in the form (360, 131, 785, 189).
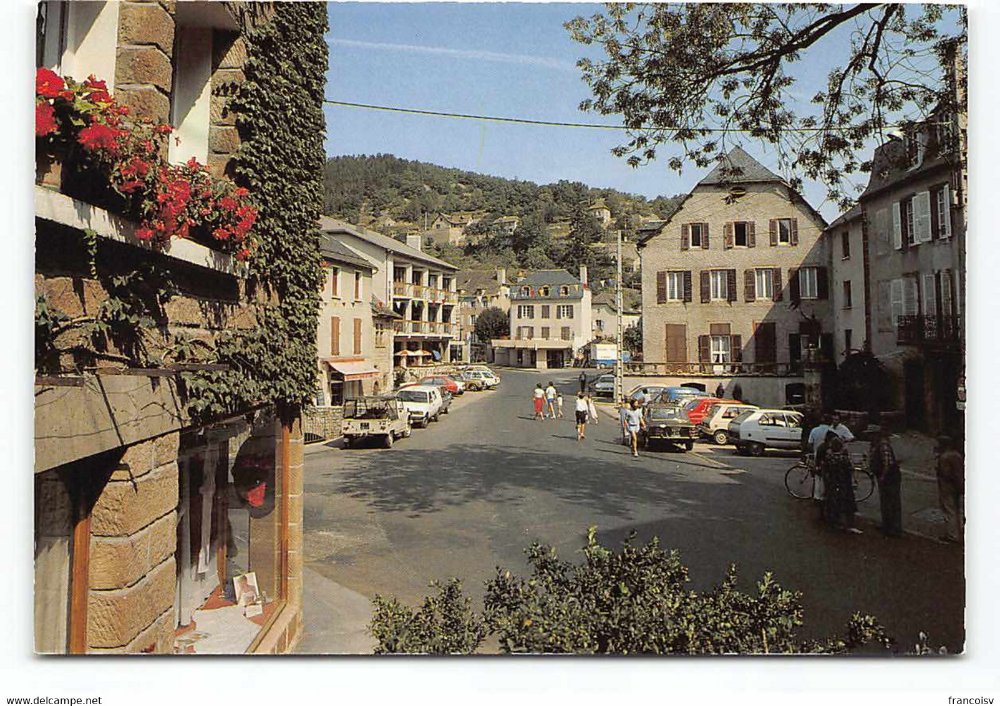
(559, 285, 570, 296)
(905, 128, 927, 169)
(521, 286, 530, 296)
(540, 286, 550, 297)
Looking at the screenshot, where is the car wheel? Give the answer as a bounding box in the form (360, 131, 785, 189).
(402, 427, 411, 438)
(684, 441, 694, 451)
(442, 406, 449, 414)
(383, 433, 394, 449)
(343, 437, 352, 449)
(713, 430, 729, 446)
(749, 442, 766, 457)
(735, 443, 748, 456)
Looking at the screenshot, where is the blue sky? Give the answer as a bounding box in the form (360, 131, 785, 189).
(322, 3, 949, 221)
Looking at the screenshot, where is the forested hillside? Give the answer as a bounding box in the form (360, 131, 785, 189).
(322, 154, 683, 286)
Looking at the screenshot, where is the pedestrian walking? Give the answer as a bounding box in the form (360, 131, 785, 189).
(820, 435, 861, 533)
(545, 381, 558, 419)
(575, 392, 589, 440)
(532, 382, 545, 421)
(587, 394, 599, 424)
(618, 398, 629, 445)
(623, 398, 645, 458)
(556, 391, 564, 418)
(867, 424, 901, 537)
(715, 382, 725, 399)
(936, 435, 964, 543)
(578, 371, 588, 394)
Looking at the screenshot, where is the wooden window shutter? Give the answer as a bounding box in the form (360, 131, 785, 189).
(665, 324, 687, 362)
(788, 334, 801, 363)
(656, 271, 667, 304)
(702, 223, 710, 249)
(769, 219, 778, 246)
(724, 222, 734, 249)
(929, 187, 940, 239)
(353, 318, 362, 355)
(683, 271, 693, 302)
(556, 306, 561, 319)
(700, 271, 711, 303)
(940, 185, 952, 238)
(744, 269, 756, 302)
(331, 316, 340, 356)
(331, 268, 339, 296)
(772, 268, 783, 302)
(790, 218, 799, 245)
(892, 202, 903, 250)
(731, 335, 743, 362)
(710, 323, 731, 335)
(698, 334, 711, 362)
(817, 267, 829, 300)
(789, 269, 800, 304)
(726, 269, 737, 302)
(681, 224, 690, 250)
(755, 322, 776, 364)
(747, 221, 756, 247)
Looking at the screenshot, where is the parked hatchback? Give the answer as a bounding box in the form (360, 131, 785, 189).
(699, 402, 759, 445)
(419, 375, 465, 395)
(593, 374, 616, 397)
(682, 397, 740, 426)
(728, 409, 804, 456)
(396, 385, 444, 428)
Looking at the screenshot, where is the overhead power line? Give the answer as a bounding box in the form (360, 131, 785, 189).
(324, 98, 933, 133)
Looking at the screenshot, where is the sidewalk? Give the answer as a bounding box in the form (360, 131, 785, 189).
(295, 565, 375, 654)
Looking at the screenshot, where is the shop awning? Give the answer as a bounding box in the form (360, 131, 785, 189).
(324, 360, 381, 381)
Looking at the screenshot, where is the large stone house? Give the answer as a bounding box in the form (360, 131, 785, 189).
(455, 268, 511, 362)
(638, 147, 832, 403)
(492, 268, 593, 369)
(319, 217, 461, 368)
(33, 1, 325, 654)
(856, 85, 966, 435)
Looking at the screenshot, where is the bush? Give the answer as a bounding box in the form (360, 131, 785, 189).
(369, 528, 893, 655)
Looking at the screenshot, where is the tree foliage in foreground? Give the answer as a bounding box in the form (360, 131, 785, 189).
(369, 529, 893, 654)
(566, 3, 967, 207)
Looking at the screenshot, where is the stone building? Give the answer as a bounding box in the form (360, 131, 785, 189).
(638, 147, 832, 404)
(824, 206, 867, 361)
(591, 291, 640, 339)
(492, 268, 593, 369)
(455, 268, 511, 362)
(857, 90, 966, 434)
(34, 1, 324, 654)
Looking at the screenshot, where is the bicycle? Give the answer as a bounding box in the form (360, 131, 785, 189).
(784, 454, 875, 502)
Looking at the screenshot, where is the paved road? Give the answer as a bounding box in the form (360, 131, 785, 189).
(299, 369, 965, 653)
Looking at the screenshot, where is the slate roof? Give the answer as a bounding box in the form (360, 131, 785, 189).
(319, 234, 375, 271)
(591, 290, 640, 314)
(319, 216, 458, 271)
(859, 137, 953, 199)
(515, 269, 582, 288)
(456, 269, 503, 296)
(697, 146, 785, 187)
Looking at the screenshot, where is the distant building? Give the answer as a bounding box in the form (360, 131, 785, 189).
(426, 211, 486, 246)
(492, 267, 593, 369)
(455, 268, 511, 362)
(824, 206, 866, 362)
(494, 215, 520, 236)
(591, 291, 640, 339)
(588, 198, 612, 226)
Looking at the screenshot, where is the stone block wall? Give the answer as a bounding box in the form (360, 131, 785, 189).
(86, 432, 179, 653)
(303, 406, 343, 443)
(115, 1, 176, 127)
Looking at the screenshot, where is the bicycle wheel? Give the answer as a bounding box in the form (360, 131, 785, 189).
(852, 468, 875, 502)
(784, 464, 814, 499)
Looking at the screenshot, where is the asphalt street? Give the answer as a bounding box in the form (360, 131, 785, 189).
(299, 368, 965, 654)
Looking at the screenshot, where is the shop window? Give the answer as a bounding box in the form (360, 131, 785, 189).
(174, 408, 286, 654)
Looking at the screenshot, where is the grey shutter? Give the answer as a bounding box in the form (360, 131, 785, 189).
(744, 270, 756, 302)
(726, 269, 737, 302)
(698, 335, 711, 362)
(769, 219, 778, 246)
(656, 271, 667, 304)
(700, 271, 711, 303)
(681, 224, 690, 250)
(702, 223, 710, 249)
(772, 268, 783, 302)
(748, 221, 756, 247)
(724, 222, 734, 249)
(790, 218, 799, 245)
(683, 271, 693, 302)
(731, 335, 743, 363)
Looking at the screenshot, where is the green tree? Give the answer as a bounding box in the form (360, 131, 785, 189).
(623, 322, 642, 357)
(567, 4, 966, 207)
(474, 306, 510, 344)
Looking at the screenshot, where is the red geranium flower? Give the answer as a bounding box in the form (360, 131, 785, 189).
(35, 101, 58, 137)
(153, 124, 173, 135)
(135, 226, 155, 241)
(78, 123, 121, 154)
(235, 247, 251, 262)
(219, 196, 238, 212)
(36, 67, 65, 99)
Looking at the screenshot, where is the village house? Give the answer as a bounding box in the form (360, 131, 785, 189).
(638, 147, 832, 405)
(425, 211, 484, 247)
(33, 1, 324, 654)
(855, 71, 966, 435)
(591, 291, 640, 339)
(587, 198, 613, 226)
(455, 268, 511, 362)
(824, 206, 867, 361)
(492, 267, 593, 369)
(493, 215, 520, 237)
(320, 217, 461, 369)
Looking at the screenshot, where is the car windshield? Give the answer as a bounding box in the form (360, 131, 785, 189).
(397, 390, 429, 403)
(705, 404, 721, 419)
(648, 408, 680, 421)
(732, 410, 756, 424)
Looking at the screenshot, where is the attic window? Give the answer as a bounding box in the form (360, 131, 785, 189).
(728, 187, 747, 197)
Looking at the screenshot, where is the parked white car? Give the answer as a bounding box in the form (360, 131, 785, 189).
(396, 385, 444, 428)
(463, 370, 498, 390)
(462, 365, 500, 384)
(728, 409, 804, 456)
(699, 402, 759, 446)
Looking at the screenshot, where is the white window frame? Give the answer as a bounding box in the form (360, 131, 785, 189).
(169, 24, 213, 165)
(666, 272, 684, 301)
(557, 304, 574, 319)
(937, 185, 952, 238)
(709, 270, 728, 301)
(734, 222, 750, 247)
(904, 198, 916, 246)
(516, 305, 534, 319)
(689, 223, 703, 248)
(890, 279, 904, 328)
(799, 268, 818, 300)
(922, 273, 937, 317)
(710, 335, 731, 364)
(776, 219, 792, 245)
(754, 269, 773, 300)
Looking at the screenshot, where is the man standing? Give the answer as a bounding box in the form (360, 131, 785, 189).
(715, 382, 725, 399)
(578, 371, 588, 394)
(623, 398, 645, 458)
(936, 436, 964, 543)
(867, 424, 902, 537)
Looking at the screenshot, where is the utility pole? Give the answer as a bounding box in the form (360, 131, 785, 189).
(615, 223, 624, 406)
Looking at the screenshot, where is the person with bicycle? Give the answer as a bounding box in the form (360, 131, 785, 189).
(867, 424, 902, 537)
(821, 434, 862, 534)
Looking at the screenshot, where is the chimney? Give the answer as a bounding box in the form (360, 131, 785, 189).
(496, 267, 506, 285)
(406, 234, 422, 252)
(579, 265, 588, 287)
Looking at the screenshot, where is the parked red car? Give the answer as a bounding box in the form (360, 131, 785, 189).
(682, 397, 741, 426)
(418, 375, 465, 395)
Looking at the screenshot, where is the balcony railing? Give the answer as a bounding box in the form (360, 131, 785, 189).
(623, 361, 803, 377)
(391, 319, 458, 337)
(392, 281, 412, 298)
(897, 315, 962, 346)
